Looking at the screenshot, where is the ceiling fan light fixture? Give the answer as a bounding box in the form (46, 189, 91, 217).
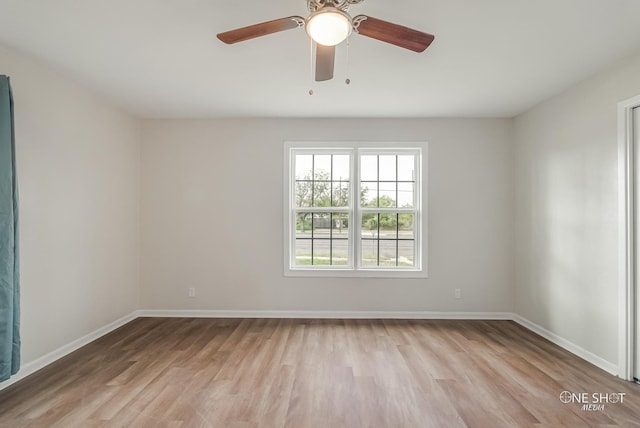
(306, 8, 352, 46)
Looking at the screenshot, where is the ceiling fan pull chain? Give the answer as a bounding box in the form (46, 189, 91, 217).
(309, 37, 315, 95)
(345, 36, 351, 85)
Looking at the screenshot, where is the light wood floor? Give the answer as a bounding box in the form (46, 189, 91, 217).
(0, 318, 639, 427)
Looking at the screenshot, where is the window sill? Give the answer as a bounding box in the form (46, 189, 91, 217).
(284, 267, 429, 279)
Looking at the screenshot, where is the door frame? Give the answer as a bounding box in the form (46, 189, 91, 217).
(618, 94, 640, 381)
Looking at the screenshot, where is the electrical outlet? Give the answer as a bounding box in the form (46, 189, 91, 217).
(188, 287, 196, 298)
(454, 288, 462, 299)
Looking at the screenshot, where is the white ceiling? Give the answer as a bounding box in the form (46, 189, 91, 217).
(1, 0, 640, 118)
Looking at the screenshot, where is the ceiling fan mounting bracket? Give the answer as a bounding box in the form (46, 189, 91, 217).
(307, 0, 365, 13)
(291, 17, 306, 27)
(352, 15, 368, 32)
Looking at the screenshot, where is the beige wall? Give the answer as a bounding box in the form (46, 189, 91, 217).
(513, 52, 640, 366)
(0, 45, 141, 364)
(140, 118, 514, 313)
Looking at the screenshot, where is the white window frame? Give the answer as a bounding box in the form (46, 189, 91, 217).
(284, 141, 428, 278)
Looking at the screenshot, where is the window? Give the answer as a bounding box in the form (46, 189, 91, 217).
(284, 142, 426, 278)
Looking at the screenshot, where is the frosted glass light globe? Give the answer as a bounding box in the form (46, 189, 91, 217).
(306, 9, 352, 46)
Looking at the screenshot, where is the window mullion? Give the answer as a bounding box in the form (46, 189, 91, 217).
(295, 207, 349, 214)
(359, 207, 416, 214)
(353, 149, 360, 269)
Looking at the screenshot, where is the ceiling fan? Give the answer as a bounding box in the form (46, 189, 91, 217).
(217, 0, 435, 82)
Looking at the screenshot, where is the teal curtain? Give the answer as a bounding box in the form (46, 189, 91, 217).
(0, 75, 20, 382)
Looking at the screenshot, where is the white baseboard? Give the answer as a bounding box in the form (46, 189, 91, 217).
(0, 311, 138, 392)
(0, 310, 621, 392)
(137, 309, 514, 320)
(511, 314, 618, 376)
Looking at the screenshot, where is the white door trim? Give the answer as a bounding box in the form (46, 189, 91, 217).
(618, 94, 640, 381)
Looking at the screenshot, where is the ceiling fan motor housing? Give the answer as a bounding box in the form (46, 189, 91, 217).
(307, 0, 365, 13)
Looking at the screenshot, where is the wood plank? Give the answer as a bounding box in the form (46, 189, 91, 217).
(0, 318, 638, 427)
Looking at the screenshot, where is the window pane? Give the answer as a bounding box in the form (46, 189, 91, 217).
(295, 238, 312, 265)
(398, 240, 415, 267)
(331, 238, 349, 266)
(312, 213, 332, 234)
(397, 155, 415, 181)
(398, 213, 415, 236)
(379, 212, 397, 234)
(361, 182, 377, 207)
(295, 213, 313, 235)
(379, 155, 396, 181)
(379, 240, 397, 266)
(361, 213, 379, 236)
(361, 239, 378, 267)
(333, 213, 349, 237)
(360, 155, 377, 181)
(295, 181, 313, 207)
(314, 155, 331, 180)
(333, 155, 350, 181)
(379, 182, 396, 208)
(398, 182, 414, 208)
(332, 181, 350, 207)
(295, 154, 313, 180)
(379, 214, 397, 239)
(313, 181, 331, 207)
(312, 239, 330, 265)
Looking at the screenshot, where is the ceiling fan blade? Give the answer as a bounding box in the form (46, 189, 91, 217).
(217, 16, 304, 44)
(315, 43, 335, 82)
(353, 15, 434, 53)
